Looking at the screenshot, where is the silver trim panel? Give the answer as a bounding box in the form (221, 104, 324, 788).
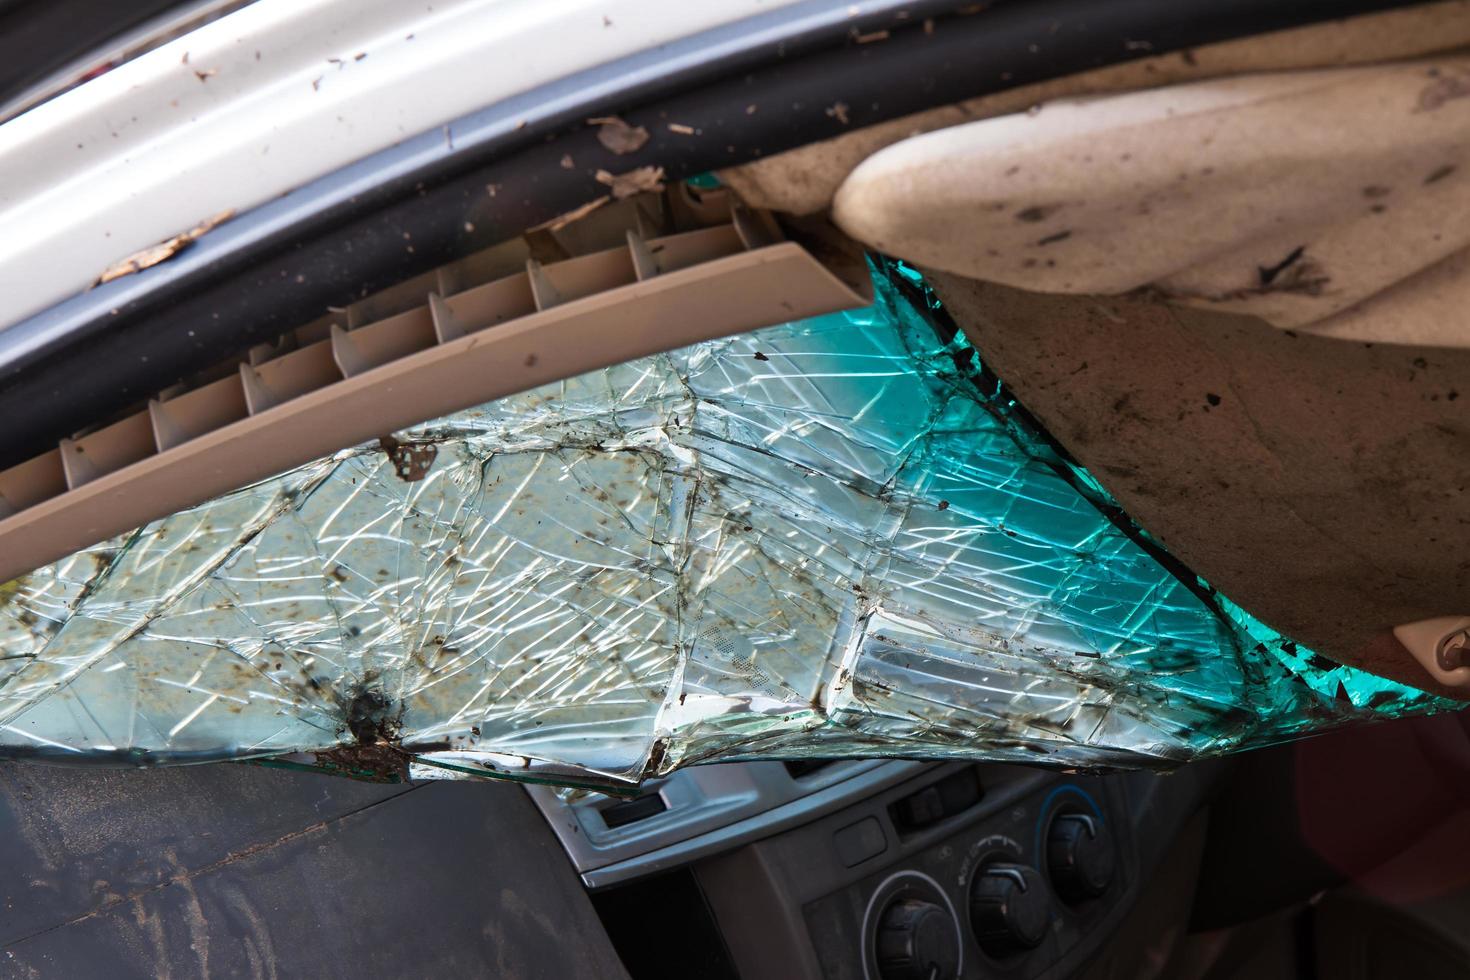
(526, 759, 931, 888)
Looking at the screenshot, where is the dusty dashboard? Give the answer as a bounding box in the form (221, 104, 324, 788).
(529, 758, 1218, 979)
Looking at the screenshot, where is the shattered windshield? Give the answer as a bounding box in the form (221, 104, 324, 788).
(0, 261, 1447, 788)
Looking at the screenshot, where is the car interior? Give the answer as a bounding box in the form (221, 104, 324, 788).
(0, 1, 1467, 977)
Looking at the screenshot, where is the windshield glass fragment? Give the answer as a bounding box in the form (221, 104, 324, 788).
(0, 261, 1449, 787)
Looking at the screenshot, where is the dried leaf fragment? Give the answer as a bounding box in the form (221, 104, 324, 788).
(94, 209, 236, 286)
(667, 123, 696, 135)
(595, 166, 665, 200)
(588, 115, 650, 154)
(378, 436, 437, 482)
(530, 195, 611, 233)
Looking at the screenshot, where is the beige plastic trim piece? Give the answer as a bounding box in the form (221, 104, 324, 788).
(627, 230, 659, 281)
(648, 225, 747, 277)
(525, 259, 566, 311)
(541, 247, 638, 306)
(148, 374, 250, 452)
(433, 238, 532, 299)
(0, 226, 868, 584)
(426, 292, 464, 343)
(438, 272, 537, 339)
(330, 306, 438, 377)
(239, 339, 341, 413)
(1395, 617, 1470, 687)
(58, 412, 157, 489)
(731, 207, 782, 251)
(0, 451, 65, 513)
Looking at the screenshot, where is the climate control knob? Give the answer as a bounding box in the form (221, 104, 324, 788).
(968, 862, 1049, 957)
(1046, 812, 1116, 904)
(875, 899, 960, 980)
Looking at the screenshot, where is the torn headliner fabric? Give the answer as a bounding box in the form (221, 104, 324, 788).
(0, 261, 1450, 787)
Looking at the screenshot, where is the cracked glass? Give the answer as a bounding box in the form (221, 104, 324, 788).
(0, 261, 1450, 787)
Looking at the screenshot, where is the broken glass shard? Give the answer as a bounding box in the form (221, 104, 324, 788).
(0, 261, 1450, 787)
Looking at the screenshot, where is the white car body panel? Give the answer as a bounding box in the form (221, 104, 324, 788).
(0, 0, 813, 331)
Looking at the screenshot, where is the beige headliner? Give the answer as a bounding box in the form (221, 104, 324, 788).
(720, 1, 1470, 217)
(829, 57, 1470, 349)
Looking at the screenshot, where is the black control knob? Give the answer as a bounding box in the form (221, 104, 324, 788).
(1046, 813, 1116, 904)
(968, 862, 1049, 957)
(875, 899, 960, 980)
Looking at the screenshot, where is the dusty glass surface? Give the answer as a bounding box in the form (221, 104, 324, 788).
(0, 262, 1449, 786)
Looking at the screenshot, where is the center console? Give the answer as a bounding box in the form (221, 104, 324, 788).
(528, 758, 1218, 979)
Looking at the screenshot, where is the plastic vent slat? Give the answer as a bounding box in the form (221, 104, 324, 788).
(148, 374, 250, 452)
(0, 450, 65, 513)
(649, 225, 745, 276)
(59, 411, 156, 489)
(241, 339, 343, 414)
(330, 306, 437, 378)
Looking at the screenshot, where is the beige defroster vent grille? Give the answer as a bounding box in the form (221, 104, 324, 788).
(0, 197, 869, 583)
